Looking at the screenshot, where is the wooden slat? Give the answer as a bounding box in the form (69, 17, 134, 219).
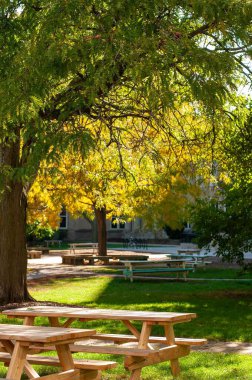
(68, 344, 154, 356)
(93, 333, 207, 345)
(2, 306, 197, 322)
(0, 324, 95, 344)
(31, 369, 80, 380)
(0, 352, 117, 370)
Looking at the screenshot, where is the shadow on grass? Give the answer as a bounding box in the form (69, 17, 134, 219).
(26, 276, 252, 342)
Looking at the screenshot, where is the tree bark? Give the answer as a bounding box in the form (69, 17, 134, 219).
(0, 136, 32, 304)
(0, 182, 32, 303)
(94, 207, 107, 256)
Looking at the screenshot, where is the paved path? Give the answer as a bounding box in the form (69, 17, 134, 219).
(27, 253, 252, 355)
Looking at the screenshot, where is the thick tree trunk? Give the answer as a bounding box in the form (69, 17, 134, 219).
(94, 207, 107, 256)
(0, 182, 31, 303)
(0, 134, 32, 304)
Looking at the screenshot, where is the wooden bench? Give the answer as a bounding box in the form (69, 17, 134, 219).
(167, 255, 212, 269)
(177, 249, 201, 255)
(0, 352, 117, 379)
(44, 240, 62, 247)
(70, 243, 98, 254)
(27, 247, 50, 254)
(108, 254, 149, 262)
(62, 255, 110, 265)
(27, 250, 42, 259)
(62, 254, 87, 265)
(92, 333, 207, 346)
(122, 260, 194, 282)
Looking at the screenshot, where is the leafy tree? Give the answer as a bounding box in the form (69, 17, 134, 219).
(0, 1, 251, 303)
(28, 123, 140, 256)
(190, 106, 252, 264)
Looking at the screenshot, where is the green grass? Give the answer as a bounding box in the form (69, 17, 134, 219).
(0, 352, 251, 379)
(80, 266, 252, 279)
(1, 275, 252, 379)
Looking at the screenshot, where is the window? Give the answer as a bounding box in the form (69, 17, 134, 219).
(111, 217, 125, 229)
(59, 208, 68, 229)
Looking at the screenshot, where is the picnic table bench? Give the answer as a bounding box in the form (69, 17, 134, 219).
(121, 259, 194, 282)
(0, 323, 110, 380)
(44, 240, 62, 247)
(3, 306, 206, 380)
(70, 242, 98, 254)
(177, 248, 201, 255)
(62, 254, 110, 265)
(167, 254, 212, 269)
(108, 254, 148, 262)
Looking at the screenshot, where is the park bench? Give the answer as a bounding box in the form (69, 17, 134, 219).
(121, 259, 194, 282)
(70, 242, 98, 254)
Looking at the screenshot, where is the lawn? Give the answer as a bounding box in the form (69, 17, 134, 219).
(0, 276, 252, 379)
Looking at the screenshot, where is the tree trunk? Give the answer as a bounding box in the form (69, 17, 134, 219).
(94, 207, 107, 256)
(0, 135, 32, 304)
(0, 182, 32, 303)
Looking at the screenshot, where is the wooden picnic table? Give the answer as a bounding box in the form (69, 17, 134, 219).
(0, 323, 95, 380)
(167, 254, 212, 268)
(177, 248, 201, 255)
(69, 242, 98, 254)
(121, 259, 194, 281)
(44, 240, 62, 247)
(3, 306, 206, 379)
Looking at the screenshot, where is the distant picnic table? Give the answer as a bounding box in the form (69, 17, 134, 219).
(44, 239, 62, 247)
(121, 258, 194, 282)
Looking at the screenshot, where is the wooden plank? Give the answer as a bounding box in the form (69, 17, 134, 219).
(122, 321, 140, 339)
(55, 343, 74, 371)
(0, 324, 95, 344)
(2, 306, 196, 322)
(0, 352, 117, 369)
(6, 341, 28, 380)
(68, 344, 154, 356)
(126, 345, 190, 370)
(31, 369, 80, 380)
(164, 324, 180, 377)
(1, 339, 40, 379)
(93, 333, 207, 345)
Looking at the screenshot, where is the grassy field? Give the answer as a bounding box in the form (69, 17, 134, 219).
(0, 275, 252, 379)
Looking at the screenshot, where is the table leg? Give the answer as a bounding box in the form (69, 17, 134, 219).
(164, 324, 180, 377)
(6, 341, 28, 380)
(56, 344, 75, 371)
(128, 322, 152, 380)
(1, 339, 40, 379)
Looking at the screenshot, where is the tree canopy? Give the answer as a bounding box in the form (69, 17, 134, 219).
(0, 0, 251, 302)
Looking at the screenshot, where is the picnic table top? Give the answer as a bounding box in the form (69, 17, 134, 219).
(120, 258, 191, 264)
(0, 323, 95, 343)
(167, 254, 205, 259)
(3, 306, 196, 323)
(70, 242, 98, 247)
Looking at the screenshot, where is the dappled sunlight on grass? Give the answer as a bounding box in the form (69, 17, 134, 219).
(28, 276, 252, 341)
